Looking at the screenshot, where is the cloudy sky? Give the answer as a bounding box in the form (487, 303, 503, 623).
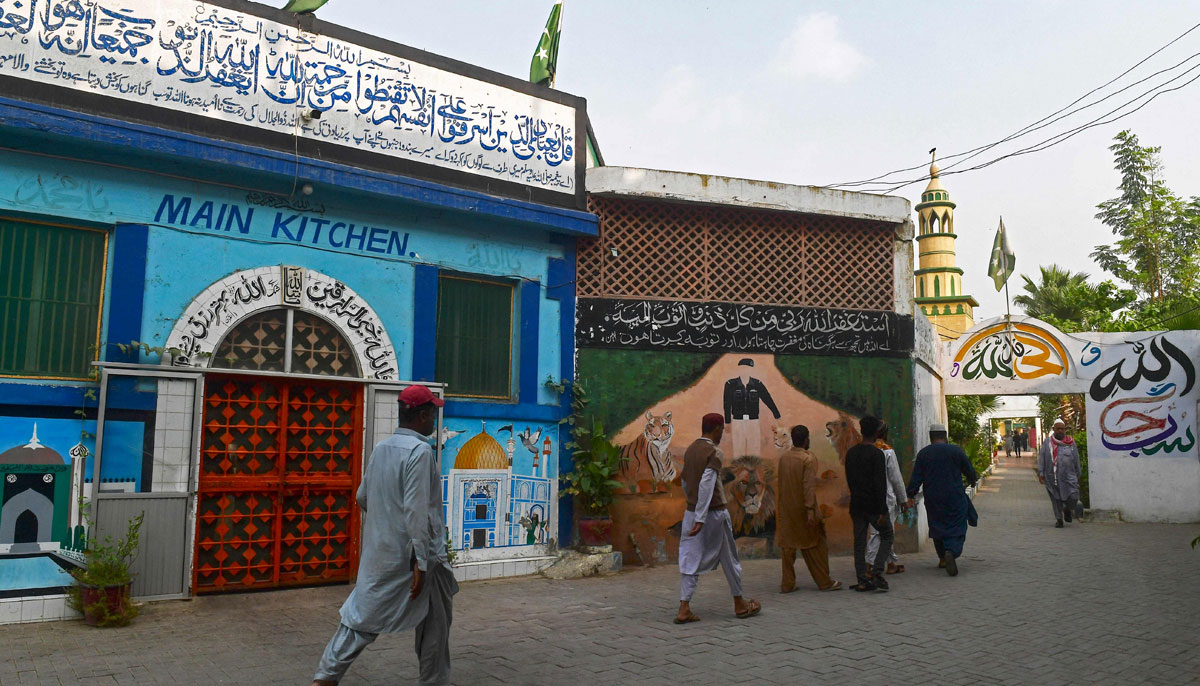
(322, 1, 1200, 320)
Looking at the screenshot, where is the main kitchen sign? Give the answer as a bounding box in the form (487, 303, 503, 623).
(0, 0, 583, 205)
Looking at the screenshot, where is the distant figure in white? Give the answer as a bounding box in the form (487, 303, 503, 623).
(1037, 419, 1083, 529)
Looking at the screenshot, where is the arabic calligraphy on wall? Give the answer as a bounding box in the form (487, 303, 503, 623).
(0, 0, 577, 194)
(950, 322, 1070, 381)
(1090, 336, 1196, 457)
(164, 265, 397, 379)
(576, 298, 912, 356)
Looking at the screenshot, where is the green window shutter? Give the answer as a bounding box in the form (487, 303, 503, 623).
(435, 275, 513, 398)
(0, 221, 106, 378)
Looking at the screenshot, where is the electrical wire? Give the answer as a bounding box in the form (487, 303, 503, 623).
(823, 21, 1200, 191)
(860, 63, 1200, 195)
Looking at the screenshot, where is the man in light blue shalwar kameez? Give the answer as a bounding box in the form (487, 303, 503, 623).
(313, 385, 459, 686)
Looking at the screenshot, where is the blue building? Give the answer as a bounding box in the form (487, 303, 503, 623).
(0, 0, 594, 621)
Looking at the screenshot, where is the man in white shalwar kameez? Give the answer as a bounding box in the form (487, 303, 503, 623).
(674, 413, 761, 624)
(313, 385, 459, 686)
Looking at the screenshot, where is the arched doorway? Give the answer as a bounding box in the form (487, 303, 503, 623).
(194, 307, 364, 593)
(14, 509, 38, 544)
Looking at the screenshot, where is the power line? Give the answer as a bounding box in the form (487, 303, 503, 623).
(823, 21, 1200, 191)
(858, 62, 1200, 195)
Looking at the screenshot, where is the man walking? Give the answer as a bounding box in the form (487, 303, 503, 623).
(1038, 419, 1084, 528)
(675, 413, 761, 623)
(906, 423, 977, 576)
(313, 385, 458, 686)
(844, 416, 893, 593)
(776, 425, 842, 593)
(865, 421, 908, 575)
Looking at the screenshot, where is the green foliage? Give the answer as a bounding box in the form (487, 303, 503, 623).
(1012, 264, 1135, 332)
(548, 379, 625, 517)
(574, 350, 721, 435)
(947, 395, 997, 479)
(1091, 130, 1200, 305)
(68, 505, 144, 627)
(71, 506, 143, 588)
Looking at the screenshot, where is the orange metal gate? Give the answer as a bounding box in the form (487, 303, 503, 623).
(194, 375, 363, 593)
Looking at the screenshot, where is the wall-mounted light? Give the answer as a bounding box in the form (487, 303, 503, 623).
(300, 183, 314, 196)
(301, 109, 322, 122)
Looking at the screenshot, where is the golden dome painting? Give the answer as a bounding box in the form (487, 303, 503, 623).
(453, 422, 509, 470)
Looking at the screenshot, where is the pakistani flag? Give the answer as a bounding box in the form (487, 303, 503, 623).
(530, 3, 563, 86)
(987, 217, 1017, 291)
(282, 0, 328, 13)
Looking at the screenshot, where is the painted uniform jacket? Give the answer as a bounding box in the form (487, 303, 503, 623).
(682, 438, 726, 513)
(723, 377, 782, 422)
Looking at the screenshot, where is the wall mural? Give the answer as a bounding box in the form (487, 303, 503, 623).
(164, 265, 397, 379)
(437, 418, 557, 558)
(0, 415, 148, 599)
(578, 350, 915, 563)
(0, 0, 578, 194)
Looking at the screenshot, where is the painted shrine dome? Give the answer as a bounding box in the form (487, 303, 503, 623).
(0, 425, 65, 465)
(453, 424, 508, 470)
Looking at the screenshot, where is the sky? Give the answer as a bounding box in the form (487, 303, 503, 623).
(320, 0, 1200, 320)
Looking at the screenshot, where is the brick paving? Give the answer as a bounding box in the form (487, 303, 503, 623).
(2, 455, 1198, 685)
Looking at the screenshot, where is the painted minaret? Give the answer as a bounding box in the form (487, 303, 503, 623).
(914, 150, 978, 340)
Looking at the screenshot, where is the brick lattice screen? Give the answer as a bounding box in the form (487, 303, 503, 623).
(580, 196, 896, 311)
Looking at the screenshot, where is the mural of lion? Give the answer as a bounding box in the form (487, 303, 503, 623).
(772, 425, 791, 451)
(825, 412, 861, 465)
(723, 455, 776, 536)
(620, 411, 676, 491)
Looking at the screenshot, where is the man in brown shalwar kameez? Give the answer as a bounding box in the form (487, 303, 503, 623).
(776, 425, 842, 593)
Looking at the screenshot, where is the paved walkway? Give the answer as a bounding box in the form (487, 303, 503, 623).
(2, 456, 1198, 685)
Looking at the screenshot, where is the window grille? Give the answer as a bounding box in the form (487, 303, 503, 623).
(0, 220, 106, 378)
(213, 309, 359, 377)
(436, 275, 514, 398)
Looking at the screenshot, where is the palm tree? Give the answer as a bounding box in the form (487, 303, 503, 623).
(1012, 264, 1134, 331)
(1012, 265, 1092, 321)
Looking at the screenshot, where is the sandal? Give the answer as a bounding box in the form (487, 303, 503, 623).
(820, 580, 843, 591)
(886, 563, 906, 575)
(673, 612, 701, 624)
(849, 582, 875, 592)
(735, 599, 761, 619)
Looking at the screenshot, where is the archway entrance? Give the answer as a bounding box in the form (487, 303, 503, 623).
(13, 510, 38, 544)
(942, 316, 1200, 522)
(194, 308, 364, 593)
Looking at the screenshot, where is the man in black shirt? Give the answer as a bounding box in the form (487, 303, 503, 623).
(844, 415, 894, 592)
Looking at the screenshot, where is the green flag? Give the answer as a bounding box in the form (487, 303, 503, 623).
(987, 217, 1016, 291)
(282, 0, 328, 13)
(530, 3, 563, 86)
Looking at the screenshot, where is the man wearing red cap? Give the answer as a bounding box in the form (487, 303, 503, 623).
(674, 413, 761, 624)
(313, 385, 458, 686)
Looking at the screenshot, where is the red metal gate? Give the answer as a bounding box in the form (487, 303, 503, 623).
(195, 375, 363, 593)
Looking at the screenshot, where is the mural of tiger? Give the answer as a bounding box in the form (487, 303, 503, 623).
(723, 455, 777, 536)
(825, 411, 861, 465)
(619, 411, 676, 492)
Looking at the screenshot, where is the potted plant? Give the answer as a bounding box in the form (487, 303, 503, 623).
(68, 509, 144, 627)
(561, 417, 625, 547)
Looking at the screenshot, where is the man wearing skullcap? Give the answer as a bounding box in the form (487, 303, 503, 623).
(1038, 419, 1083, 528)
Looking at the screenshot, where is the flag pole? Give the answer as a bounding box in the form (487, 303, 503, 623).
(551, 1, 563, 89)
(1001, 216, 1017, 362)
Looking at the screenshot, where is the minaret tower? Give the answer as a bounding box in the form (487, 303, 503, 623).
(914, 149, 978, 340)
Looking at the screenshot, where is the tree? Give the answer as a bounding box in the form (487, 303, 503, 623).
(1012, 264, 1134, 333)
(1092, 130, 1200, 305)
